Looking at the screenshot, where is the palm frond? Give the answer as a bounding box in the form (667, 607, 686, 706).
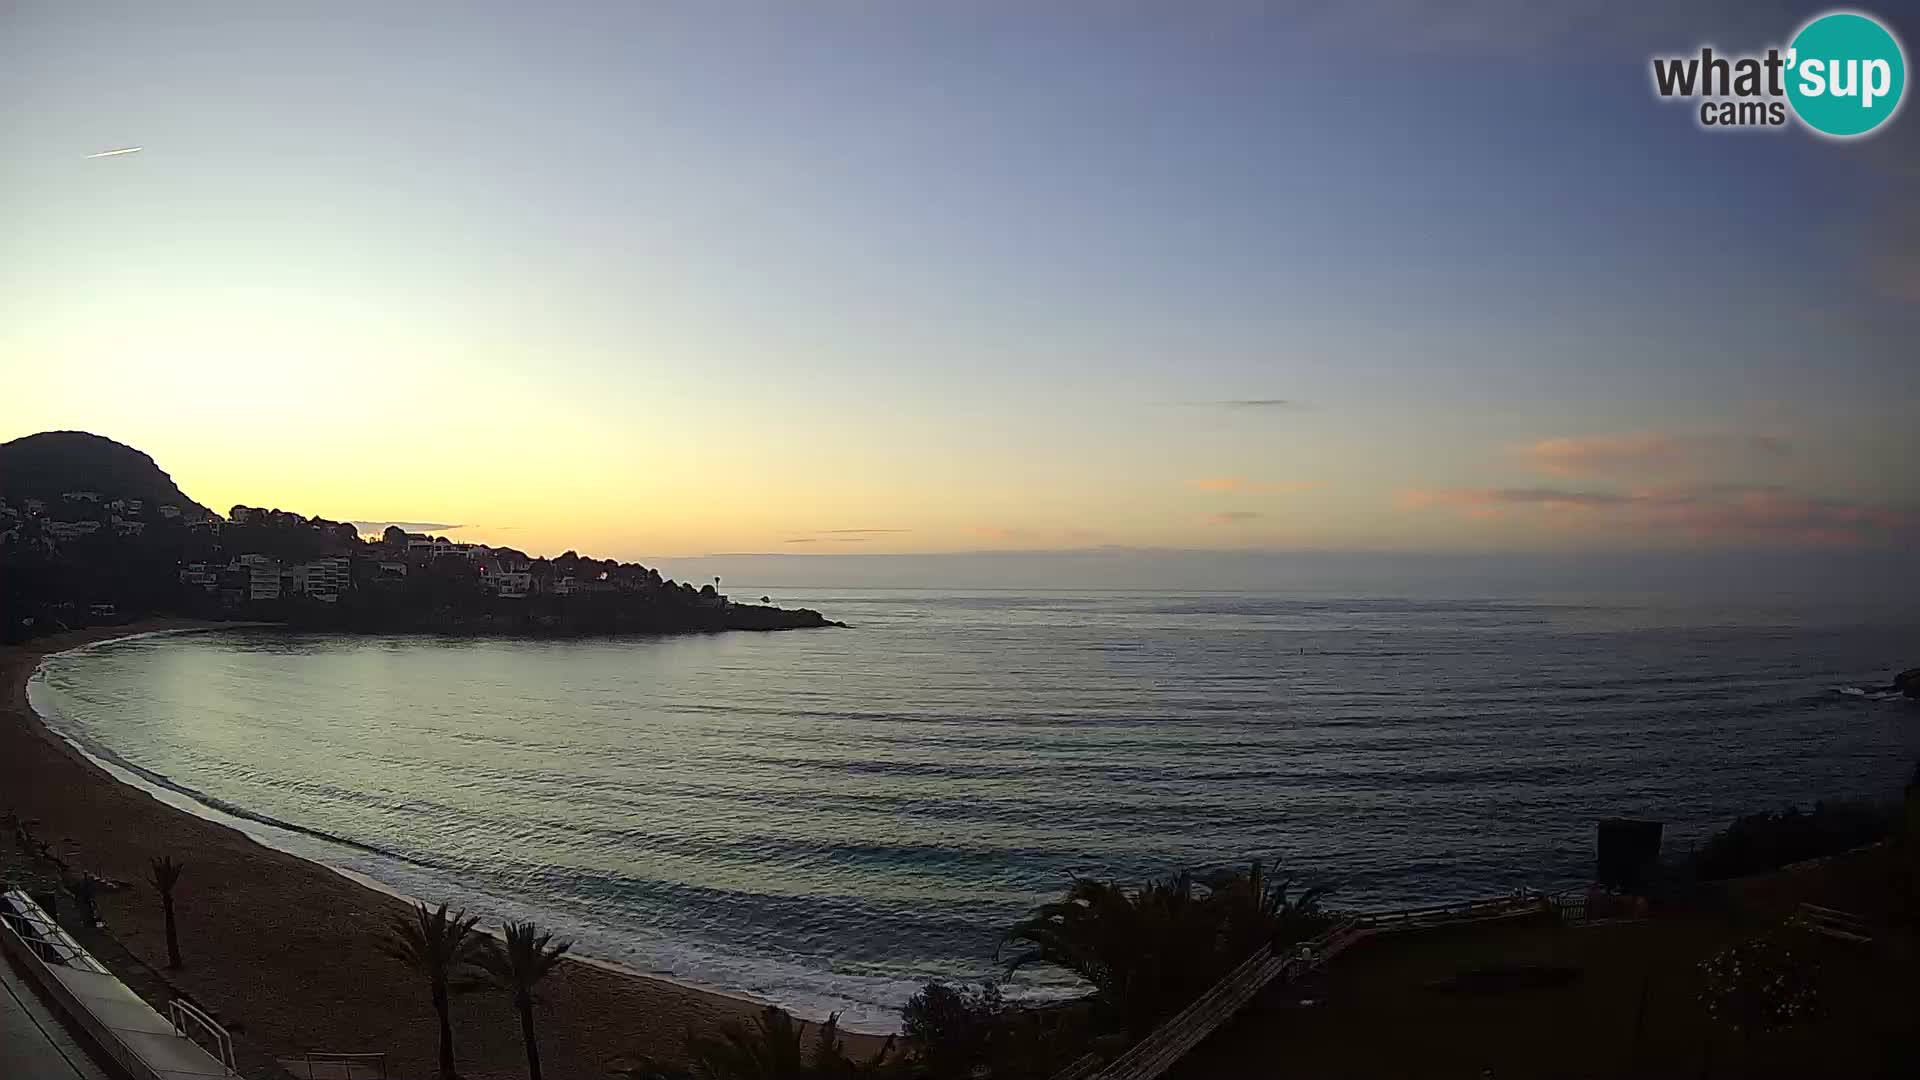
(380, 901, 487, 985)
(147, 856, 184, 894)
(476, 919, 574, 1000)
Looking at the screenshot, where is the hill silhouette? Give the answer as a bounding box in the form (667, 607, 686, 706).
(1, 430, 841, 640)
(0, 431, 211, 517)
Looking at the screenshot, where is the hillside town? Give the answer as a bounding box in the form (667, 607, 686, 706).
(2, 482, 853, 643)
(3, 492, 719, 608)
(0, 489, 192, 547)
(175, 514, 707, 608)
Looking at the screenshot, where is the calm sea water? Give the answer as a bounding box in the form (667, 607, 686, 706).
(28, 589, 1920, 1029)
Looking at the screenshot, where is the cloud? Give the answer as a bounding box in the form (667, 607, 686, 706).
(785, 536, 869, 544)
(1205, 510, 1264, 524)
(1190, 477, 1321, 494)
(1184, 398, 1299, 409)
(1508, 433, 1790, 478)
(1398, 484, 1914, 545)
(818, 528, 910, 534)
(351, 520, 467, 533)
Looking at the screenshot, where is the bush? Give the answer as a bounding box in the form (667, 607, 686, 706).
(1698, 933, 1821, 1038)
(901, 981, 1006, 1077)
(1691, 801, 1893, 881)
(899, 980, 1092, 1080)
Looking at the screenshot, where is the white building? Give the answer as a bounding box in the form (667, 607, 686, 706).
(235, 554, 281, 601)
(478, 560, 532, 597)
(292, 557, 351, 601)
(157, 504, 182, 519)
(46, 520, 102, 541)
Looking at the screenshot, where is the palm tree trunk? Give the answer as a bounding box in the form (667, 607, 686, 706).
(517, 997, 542, 1080)
(433, 983, 456, 1080)
(161, 894, 181, 968)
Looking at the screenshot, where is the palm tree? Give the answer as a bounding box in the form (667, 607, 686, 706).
(379, 902, 485, 1080)
(147, 857, 184, 968)
(476, 921, 572, 1080)
(1002, 872, 1218, 1035)
(1202, 858, 1329, 959)
(1002, 862, 1329, 1036)
(684, 1006, 893, 1079)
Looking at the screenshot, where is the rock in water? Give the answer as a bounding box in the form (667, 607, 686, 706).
(1895, 667, 1920, 700)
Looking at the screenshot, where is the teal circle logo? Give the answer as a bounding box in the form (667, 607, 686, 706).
(1786, 11, 1906, 137)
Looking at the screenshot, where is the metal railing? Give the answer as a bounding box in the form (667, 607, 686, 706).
(0, 889, 109, 972)
(283, 1051, 390, 1079)
(169, 997, 238, 1075)
(1067, 894, 1554, 1080)
(1089, 917, 1364, 1080)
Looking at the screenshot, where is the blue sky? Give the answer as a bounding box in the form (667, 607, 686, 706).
(2, 1, 1915, 562)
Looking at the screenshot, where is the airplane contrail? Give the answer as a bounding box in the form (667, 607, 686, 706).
(85, 146, 143, 159)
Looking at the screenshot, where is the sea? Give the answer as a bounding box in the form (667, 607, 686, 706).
(27, 587, 1920, 1031)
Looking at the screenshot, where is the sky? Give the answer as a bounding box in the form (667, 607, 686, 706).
(3, 1, 1917, 570)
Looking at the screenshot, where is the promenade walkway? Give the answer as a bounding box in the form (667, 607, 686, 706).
(2, 889, 234, 1080)
(1, 949, 114, 1080)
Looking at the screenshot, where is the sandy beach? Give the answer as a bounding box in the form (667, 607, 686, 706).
(2, 621, 886, 1080)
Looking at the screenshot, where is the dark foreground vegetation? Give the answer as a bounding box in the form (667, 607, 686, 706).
(606, 860, 1330, 1080)
(1691, 800, 1899, 881)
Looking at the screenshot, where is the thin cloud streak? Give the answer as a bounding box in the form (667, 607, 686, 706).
(350, 520, 467, 533)
(1190, 477, 1321, 494)
(1182, 398, 1300, 409)
(1398, 484, 1914, 546)
(1509, 432, 1791, 478)
(966, 526, 1033, 541)
(84, 146, 143, 158)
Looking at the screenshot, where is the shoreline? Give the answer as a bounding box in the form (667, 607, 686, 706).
(3, 620, 887, 1078)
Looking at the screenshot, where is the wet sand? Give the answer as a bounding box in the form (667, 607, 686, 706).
(2, 621, 885, 1080)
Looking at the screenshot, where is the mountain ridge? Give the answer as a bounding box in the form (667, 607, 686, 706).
(0, 431, 212, 518)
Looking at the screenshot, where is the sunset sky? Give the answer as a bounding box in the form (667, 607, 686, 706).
(4, 1, 1916, 563)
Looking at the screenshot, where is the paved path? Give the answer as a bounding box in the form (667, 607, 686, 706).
(1, 952, 115, 1080)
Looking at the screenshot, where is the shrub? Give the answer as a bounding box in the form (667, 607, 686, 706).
(899, 980, 1092, 1080)
(1691, 801, 1893, 881)
(1698, 933, 1821, 1038)
(901, 980, 1006, 1077)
